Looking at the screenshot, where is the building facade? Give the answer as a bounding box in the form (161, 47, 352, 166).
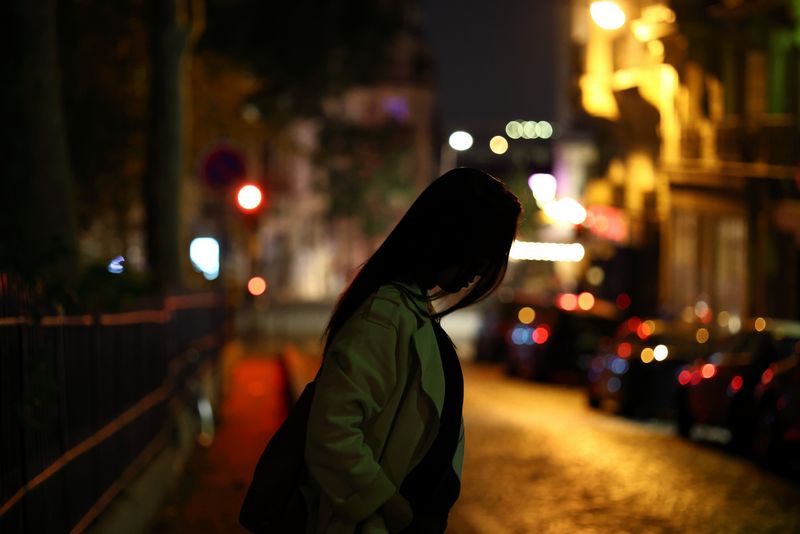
(573, 0, 800, 322)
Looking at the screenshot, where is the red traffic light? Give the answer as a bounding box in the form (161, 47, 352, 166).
(236, 184, 263, 212)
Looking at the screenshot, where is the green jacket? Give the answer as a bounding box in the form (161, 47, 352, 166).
(304, 282, 465, 534)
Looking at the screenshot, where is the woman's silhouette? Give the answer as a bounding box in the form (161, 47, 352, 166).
(304, 167, 522, 533)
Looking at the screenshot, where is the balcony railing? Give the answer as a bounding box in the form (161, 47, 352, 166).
(714, 115, 797, 166)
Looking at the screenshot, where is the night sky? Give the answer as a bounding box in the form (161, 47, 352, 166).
(423, 0, 560, 137)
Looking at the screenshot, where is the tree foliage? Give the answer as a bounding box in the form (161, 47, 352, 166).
(198, 0, 412, 123)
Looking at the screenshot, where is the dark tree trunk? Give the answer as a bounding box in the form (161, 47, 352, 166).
(1, 0, 78, 287)
(144, 0, 187, 291)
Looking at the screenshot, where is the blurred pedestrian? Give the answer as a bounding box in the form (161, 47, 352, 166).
(305, 168, 522, 533)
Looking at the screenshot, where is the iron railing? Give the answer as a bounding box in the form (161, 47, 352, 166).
(0, 278, 227, 533)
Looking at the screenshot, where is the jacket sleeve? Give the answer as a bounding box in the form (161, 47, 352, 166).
(305, 308, 400, 524)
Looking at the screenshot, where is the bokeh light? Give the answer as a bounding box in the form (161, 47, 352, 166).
(559, 293, 578, 311)
(731, 375, 744, 392)
(505, 121, 522, 139)
(754, 317, 767, 332)
(607, 377, 621, 392)
(701, 363, 716, 379)
(518, 306, 536, 324)
(542, 198, 587, 225)
(489, 135, 509, 154)
(522, 121, 538, 139)
(509, 241, 585, 262)
(247, 276, 268, 296)
(237, 184, 263, 211)
(528, 173, 557, 206)
(640, 347, 655, 363)
(695, 327, 709, 344)
(448, 130, 473, 151)
(590, 1, 626, 30)
(189, 238, 220, 281)
(107, 256, 125, 274)
(586, 266, 605, 286)
(637, 320, 655, 339)
(578, 292, 595, 310)
(532, 325, 550, 344)
(761, 368, 774, 385)
(536, 121, 554, 139)
(653, 344, 668, 361)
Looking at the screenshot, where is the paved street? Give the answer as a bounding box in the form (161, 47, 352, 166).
(449, 364, 800, 534)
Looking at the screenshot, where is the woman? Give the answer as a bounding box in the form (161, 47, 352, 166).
(305, 168, 522, 533)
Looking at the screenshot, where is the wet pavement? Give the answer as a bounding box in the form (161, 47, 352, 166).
(448, 364, 800, 534)
(151, 350, 800, 533)
(151, 350, 289, 533)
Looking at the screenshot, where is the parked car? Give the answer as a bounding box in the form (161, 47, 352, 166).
(501, 294, 620, 384)
(676, 319, 800, 451)
(752, 352, 800, 474)
(474, 293, 547, 363)
(587, 319, 721, 419)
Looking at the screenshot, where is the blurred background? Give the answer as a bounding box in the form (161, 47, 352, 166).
(2, 0, 800, 532)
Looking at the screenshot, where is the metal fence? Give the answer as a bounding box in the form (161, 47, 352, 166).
(0, 278, 227, 533)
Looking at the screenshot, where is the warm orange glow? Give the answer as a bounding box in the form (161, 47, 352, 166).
(578, 292, 595, 310)
(701, 363, 716, 379)
(754, 317, 767, 332)
(637, 320, 655, 339)
(627, 317, 642, 332)
(590, 1, 626, 30)
(640, 347, 655, 363)
(247, 276, 267, 296)
(518, 307, 536, 324)
(559, 293, 578, 311)
(695, 328, 709, 344)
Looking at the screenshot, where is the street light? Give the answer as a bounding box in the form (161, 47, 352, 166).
(441, 130, 474, 174)
(448, 131, 473, 151)
(590, 1, 626, 30)
(489, 135, 509, 155)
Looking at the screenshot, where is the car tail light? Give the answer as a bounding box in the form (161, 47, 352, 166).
(701, 363, 716, 379)
(761, 367, 774, 385)
(729, 375, 743, 393)
(678, 369, 692, 385)
(627, 317, 641, 333)
(532, 325, 550, 344)
(690, 371, 702, 385)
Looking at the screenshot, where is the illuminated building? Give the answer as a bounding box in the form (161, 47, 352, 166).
(571, 0, 800, 319)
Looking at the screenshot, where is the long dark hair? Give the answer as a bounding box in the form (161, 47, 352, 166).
(323, 167, 522, 351)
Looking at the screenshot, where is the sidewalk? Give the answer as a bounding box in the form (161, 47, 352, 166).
(151, 342, 297, 533)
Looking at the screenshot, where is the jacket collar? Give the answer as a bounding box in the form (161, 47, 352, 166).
(390, 282, 446, 416)
(389, 281, 433, 319)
